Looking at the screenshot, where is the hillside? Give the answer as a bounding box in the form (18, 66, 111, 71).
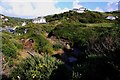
(0, 14, 31, 27)
(1, 10, 120, 80)
(46, 10, 118, 23)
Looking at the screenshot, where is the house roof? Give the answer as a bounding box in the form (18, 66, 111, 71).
(33, 17, 45, 20)
(106, 16, 116, 20)
(73, 7, 86, 12)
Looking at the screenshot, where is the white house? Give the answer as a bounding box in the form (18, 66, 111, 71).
(32, 17, 46, 24)
(4, 18, 8, 21)
(116, 16, 118, 19)
(0, 16, 9, 23)
(22, 22, 26, 26)
(106, 16, 116, 20)
(73, 7, 86, 13)
(0, 15, 4, 19)
(73, 0, 86, 13)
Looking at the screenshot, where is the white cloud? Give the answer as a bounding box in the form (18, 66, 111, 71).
(0, 0, 71, 18)
(104, 0, 119, 2)
(0, 6, 4, 13)
(1, 0, 57, 2)
(94, 7, 104, 12)
(106, 2, 118, 12)
(73, 0, 83, 8)
(72, 0, 119, 2)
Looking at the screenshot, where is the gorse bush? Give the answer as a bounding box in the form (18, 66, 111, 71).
(30, 34, 53, 54)
(9, 55, 63, 80)
(16, 26, 54, 54)
(53, 43, 64, 51)
(2, 33, 22, 58)
(2, 44, 17, 58)
(1, 32, 23, 69)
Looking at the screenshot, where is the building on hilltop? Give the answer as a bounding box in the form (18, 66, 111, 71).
(0, 15, 9, 23)
(73, 7, 86, 13)
(106, 16, 116, 20)
(4, 18, 8, 21)
(73, 0, 86, 13)
(0, 15, 4, 19)
(32, 17, 47, 24)
(22, 22, 27, 26)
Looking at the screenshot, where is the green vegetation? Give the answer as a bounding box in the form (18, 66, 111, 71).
(2, 32, 22, 58)
(15, 25, 54, 54)
(9, 55, 64, 80)
(46, 10, 116, 24)
(53, 43, 64, 51)
(1, 10, 120, 80)
(85, 23, 115, 27)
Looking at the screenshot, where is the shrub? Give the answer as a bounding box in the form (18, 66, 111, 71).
(79, 18, 88, 23)
(53, 44, 64, 51)
(41, 44, 54, 54)
(2, 33, 21, 58)
(2, 44, 17, 58)
(9, 55, 63, 80)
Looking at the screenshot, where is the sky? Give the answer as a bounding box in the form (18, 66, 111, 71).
(0, 0, 119, 18)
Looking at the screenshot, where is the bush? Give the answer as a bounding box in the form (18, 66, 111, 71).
(41, 44, 54, 54)
(53, 44, 64, 51)
(2, 44, 17, 58)
(2, 32, 24, 57)
(9, 55, 63, 80)
(79, 18, 88, 23)
(2, 33, 19, 58)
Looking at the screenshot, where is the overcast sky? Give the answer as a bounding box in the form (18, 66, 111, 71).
(0, 0, 119, 18)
